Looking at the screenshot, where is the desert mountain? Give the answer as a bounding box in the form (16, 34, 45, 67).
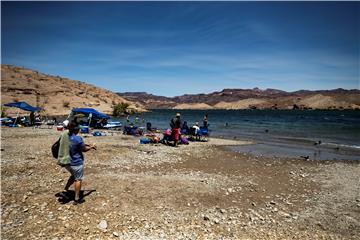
(1, 65, 144, 116)
(119, 88, 360, 110)
(173, 103, 214, 110)
(120, 92, 177, 109)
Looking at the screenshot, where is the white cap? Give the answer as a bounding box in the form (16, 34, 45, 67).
(63, 120, 69, 127)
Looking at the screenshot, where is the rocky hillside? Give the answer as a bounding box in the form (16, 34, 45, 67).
(119, 88, 360, 110)
(1, 65, 144, 116)
(120, 92, 177, 109)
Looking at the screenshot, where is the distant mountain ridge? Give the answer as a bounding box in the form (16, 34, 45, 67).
(118, 88, 360, 110)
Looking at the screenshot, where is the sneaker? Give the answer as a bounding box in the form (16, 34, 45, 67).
(73, 198, 85, 205)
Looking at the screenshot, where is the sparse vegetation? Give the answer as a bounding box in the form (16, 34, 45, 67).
(63, 101, 70, 108)
(1, 107, 7, 117)
(112, 102, 130, 116)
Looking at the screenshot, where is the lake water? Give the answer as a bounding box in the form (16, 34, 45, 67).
(116, 109, 360, 161)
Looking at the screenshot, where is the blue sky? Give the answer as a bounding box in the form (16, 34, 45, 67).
(2, 1, 359, 96)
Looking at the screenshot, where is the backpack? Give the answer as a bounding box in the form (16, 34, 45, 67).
(51, 138, 60, 159)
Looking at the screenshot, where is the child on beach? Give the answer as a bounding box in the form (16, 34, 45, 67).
(63, 122, 96, 205)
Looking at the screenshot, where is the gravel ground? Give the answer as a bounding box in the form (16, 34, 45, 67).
(1, 127, 359, 239)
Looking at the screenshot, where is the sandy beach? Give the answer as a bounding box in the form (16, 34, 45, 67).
(1, 127, 359, 239)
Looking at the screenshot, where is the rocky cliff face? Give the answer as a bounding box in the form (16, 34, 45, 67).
(118, 88, 360, 110)
(1, 65, 144, 116)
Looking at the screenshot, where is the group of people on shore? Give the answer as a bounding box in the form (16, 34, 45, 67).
(168, 112, 209, 146)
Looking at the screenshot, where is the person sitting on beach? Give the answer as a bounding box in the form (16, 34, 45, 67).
(146, 122, 157, 132)
(65, 122, 96, 205)
(181, 121, 190, 135)
(97, 118, 108, 128)
(191, 122, 201, 141)
(193, 122, 200, 134)
(170, 113, 182, 147)
(161, 129, 172, 145)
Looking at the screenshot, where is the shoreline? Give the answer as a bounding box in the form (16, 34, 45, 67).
(207, 133, 360, 161)
(1, 127, 359, 239)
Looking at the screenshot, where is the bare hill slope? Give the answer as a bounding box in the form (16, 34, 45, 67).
(1, 65, 144, 116)
(173, 103, 214, 110)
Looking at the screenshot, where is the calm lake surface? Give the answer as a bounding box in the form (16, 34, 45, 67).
(116, 109, 360, 161)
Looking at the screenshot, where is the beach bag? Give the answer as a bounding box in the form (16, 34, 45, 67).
(51, 138, 60, 159)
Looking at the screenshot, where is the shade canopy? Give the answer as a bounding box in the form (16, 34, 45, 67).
(71, 108, 109, 119)
(3, 101, 42, 112)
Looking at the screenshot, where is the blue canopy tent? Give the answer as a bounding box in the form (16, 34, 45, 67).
(71, 108, 109, 119)
(3, 101, 42, 112)
(69, 108, 109, 129)
(2, 101, 42, 127)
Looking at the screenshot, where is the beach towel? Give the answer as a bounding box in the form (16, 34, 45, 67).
(181, 137, 189, 145)
(57, 130, 71, 166)
(140, 137, 151, 144)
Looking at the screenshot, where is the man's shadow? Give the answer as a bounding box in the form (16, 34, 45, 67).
(55, 189, 96, 204)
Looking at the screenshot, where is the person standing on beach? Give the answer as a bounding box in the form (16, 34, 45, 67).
(203, 113, 209, 128)
(170, 113, 182, 147)
(65, 122, 96, 204)
(29, 112, 35, 126)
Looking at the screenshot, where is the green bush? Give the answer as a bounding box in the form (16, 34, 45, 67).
(112, 102, 130, 116)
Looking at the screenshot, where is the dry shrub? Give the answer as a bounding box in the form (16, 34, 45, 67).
(63, 101, 70, 108)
